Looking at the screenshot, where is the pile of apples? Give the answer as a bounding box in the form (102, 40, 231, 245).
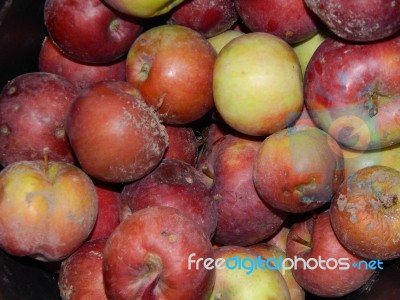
(1, 0, 400, 299)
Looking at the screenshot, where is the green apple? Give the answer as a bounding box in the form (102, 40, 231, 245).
(209, 246, 290, 300)
(207, 30, 244, 54)
(102, 0, 185, 18)
(213, 32, 304, 136)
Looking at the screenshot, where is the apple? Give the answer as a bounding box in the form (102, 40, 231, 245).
(39, 36, 126, 89)
(103, 206, 215, 299)
(0, 72, 78, 167)
(330, 165, 400, 260)
(304, 0, 400, 42)
(167, 0, 238, 38)
(44, 0, 143, 64)
(234, 0, 319, 44)
(163, 124, 198, 166)
(66, 80, 168, 183)
(121, 158, 218, 239)
(213, 32, 304, 136)
(286, 210, 376, 297)
(253, 126, 344, 213)
(304, 36, 400, 150)
(0, 160, 98, 262)
(126, 24, 216, 125)
(292, 105, 318, 128)
(265, 226, 290, 252)
(202, 134, 287, 246)
(207, 30, 244, 53)
(101, 0, 185, 18)
(209, 245, 290, 299)
(87, 182, 121, 241)
(249, 243, 305, 300)
(58, 238, 108, 300)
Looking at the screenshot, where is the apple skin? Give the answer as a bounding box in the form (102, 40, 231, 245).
(286, 210, 375, 297)
(167, 0, 238, 38)
(163, 124, 198, 166)
(44, 0, 143, 64)
(87, 182, 121, 241)
(265, 226, 290, 252)
(234, 0, 319, 44)
(0, 160, 98, 262)
(39, 36, 126, 89)
(0, 72, 78, 167)
(203, 134, 287, 246)
(209, 245, 290, 299)
(126, 24, 216, 125)
(304, 36, 400, 151)
(253, 126, 344, 213)
(102, 206, 215, 300)
(58, 238, 108, 300)
(304, 0, 400, 42)
(213, 32, 304, 136)
(330, 165, 400, 260)
(207, 30, 244, 53)
(101, 0, 185, 18)
(66, 80, 168, 183)
(121, 158, 218, 239)
(249, 243, 305, 300)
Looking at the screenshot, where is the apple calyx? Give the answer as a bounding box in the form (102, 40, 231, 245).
(138, 253, 163, 299)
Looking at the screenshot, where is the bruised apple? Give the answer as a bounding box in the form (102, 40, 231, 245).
(66, 80, 168, 183)
(126, 24, 216, 124)
(0, 160, 98, 261)
(103, 206, 215, 299)
(253, 126, 344, 213)
(0, 72, 78, 167)
(330, 165, 400, 260)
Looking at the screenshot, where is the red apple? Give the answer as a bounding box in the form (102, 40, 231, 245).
(0, 72, 78, 167)
(58, 238, 108, 300)
(121, 158, 218, 239)
(330, 165, 400, 260)
(304, 0, 400, 41)
(204, 134, 287, 246)
(234, 0, 319, 44)
(167, 0, 238, 38)
(66, 80, 168, 183)
(39, 36, 126, 89)
(126, 24, 216, 125)
(304, 36, 400, 150)
(0, 160, 98, 262)
(87, 182, 121, 241)
(44, 0, 143, 64)
(163, 124, 198, 166)
(102, 206, 215, 299)
(286, 210, 376, 297)
(253, 126, 344, 213)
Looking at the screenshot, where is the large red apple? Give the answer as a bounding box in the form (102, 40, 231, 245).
(102, 206, 215, 299)
(126, 24, 216, 124)
(330, 165, 400, 260)
(304, 36, 400, 150)
(167, 0, 238, 38)
(0, 72, 78, 167)
(253, 126, 344, 213)
(304, 0, 400, 41)
(66, 80, 168, 183)
(58, 238, 108, 300)
(234, 0, 319, 44)
(202, 134, 287, 246)
(39, 36, 126, 89)
(121, 158, 218, 239)
(0, 160, 98, 262)
(44, 0, 143, 64)
(286, 210, 376, 297)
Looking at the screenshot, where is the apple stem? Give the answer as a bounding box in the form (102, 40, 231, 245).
(43, 149, 49, 173)
(292, 234, 312, 248)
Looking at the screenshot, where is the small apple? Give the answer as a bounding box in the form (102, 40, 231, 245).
(66, 80, 168, 183)
(0, 160, 98, 262)
(0, 72, 78, 167)
(207, 30, 244, 53)
(163, 124, 198, 166)
(265, 226, 290, 252)
(126, 24, 216, 124)
(213, 32, 304, 136)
